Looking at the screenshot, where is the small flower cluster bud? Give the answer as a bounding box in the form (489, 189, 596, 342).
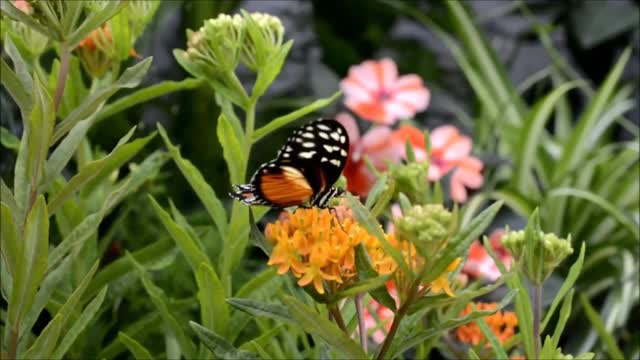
(394, 204, 454, 258)
(391, 161, 429, 203)
(501, 229, 573, 284)
(186, 14, 245, 74)
(240, 12, 284, 71)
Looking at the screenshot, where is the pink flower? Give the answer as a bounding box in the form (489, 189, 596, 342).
(362, 282, 399, 344)
(429, 126, 484, 203)
(13, 0, 32, 13)
(462, 230, 512, 282)
(340, 58, 430, 125)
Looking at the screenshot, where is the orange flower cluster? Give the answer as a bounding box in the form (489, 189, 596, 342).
(455, 302, 518, 346)
(265, 207, 395, 294)
(77, 25, 138, 57)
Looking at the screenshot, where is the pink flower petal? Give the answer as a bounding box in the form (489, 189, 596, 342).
(442, 137, 472, 162)
(360, 126, 392, 151)
(430, 126, 459, 151)
(450, 173, 468, 203)
(392, 88, 430, 112)
(340, 78, 374, 103)
(383, 100, 414, 121)
(335, 112, 360, 143)
(348, 61, 379, 93)
(378, 58, 398, 90)
(454, 166, 484, 188)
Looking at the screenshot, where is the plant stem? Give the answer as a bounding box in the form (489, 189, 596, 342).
(533, 284, 542, 359)
(355, 294, 368, 351)
(8, 327, 19, 359)
(329, 305, 348, 335)
(53, 43, 71, 113)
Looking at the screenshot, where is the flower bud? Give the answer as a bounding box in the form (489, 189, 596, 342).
(394, 204, 454, 258)
(185, 14, 244, 75)
(240, 11, 285, 72)
(391, 161, 429, 203)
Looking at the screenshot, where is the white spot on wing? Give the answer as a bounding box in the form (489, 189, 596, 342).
(323, 144, 334, 152)
(302, 142, 315, 148)
(295, 138, 303, 143)
(332, 145, 341, 151)
(318, 132, 329, 140)
(321, 157, 328, 162)
(337, 127, 343, 134)
(317, 124, 331, 131)
(330, 159, 341, 167)
(340, 149, 347, 156)
(330, 132, 340, 141)
(282, 153, 290, 158)
(302, 132, 314, 139)
(299, 151, 316, 159)
(340, 135, 346, 143)
(306, 126, 314, 131)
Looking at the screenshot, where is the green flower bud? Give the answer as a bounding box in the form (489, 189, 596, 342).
(501, 228, 573, 285)
(186, 14, 245, 74)
(391, 161, 429, 203)
(240, 11, 285, 72)
(394, 204, 454, 258)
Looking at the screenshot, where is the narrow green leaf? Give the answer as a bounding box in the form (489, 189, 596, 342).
(196, 263, 229, 338)
(347, 193, 410, 277)
(8, 195, 48, 329)
(157, 123, 228, 238)
(22, 314, 63, 359)
(0, 2, 52, 40)
(44, 113, 96, 190)
(3, 34, 33, 113)
(474, 305, 509, 359)
(66, 1, 126, 47)
(235, 267, 278, 298)
(548, 187, 638, 239)
(0, 203, 18, 277)
(541, 242, 585, 332)
(354, 243, 396, 310)
(423, 201, 502, 283)
(54, 260, 100, 331)
(548, 289, 574, 355)
(251, 40, 293, 101)
(554, 48, 632, 182)
(47, 130, 155, 216)
(252, 91, 341, 143)
(579, 293, 625, 360)
(408, 277, 509, 314)
(0, 127, 19, 152)
(515, 81, 581, 191)
(52, 57, 152, 143)
(95, 78, 203, 125)
(335, 274, 391, 300)
(52, 286, 108, 358)
(283, 296, 368, 359)
(226, 298, 294, 324)
(217, 113, 245, 184)
(149, 195, 210, 272)
(0, 58, 31, 116)
(364, 173, 389, 209)
(389, 290, 517, 357)
(128, 252, 197, 359)
(118, 331, 154, 360)
(189, 321, 259, 360)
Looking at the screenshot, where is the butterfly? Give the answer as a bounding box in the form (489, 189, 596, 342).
(230, 118, 349, 209)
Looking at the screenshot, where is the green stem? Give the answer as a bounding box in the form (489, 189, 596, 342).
(329, 305, 348, 335)
(355, 294, 368, 351)
(533, 284, 542, 359)
(8, 327, 19, 359)
(53, 43, 71, 113)
(376, 287, 418, 360)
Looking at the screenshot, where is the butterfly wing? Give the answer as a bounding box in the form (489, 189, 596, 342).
(231, 118, 349, 208)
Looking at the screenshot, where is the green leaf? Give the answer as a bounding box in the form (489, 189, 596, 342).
(251, 40, 293, 101)
(354, 243, 396, 310)
(235, 268, 278, 298)
(66, 1, 126, 47)
(0, 1, 52, 40)
(226, 298, 294, 324)
(579, 293, 624, 360)
(474, 305, 509, 360)
(8, 195, 48, 329)
(157, 123, 228, 238)
(571, 1, 640, 49)
(553, 48, 632, 182)
(389, 290, 517, 358)
(128, 252, 197, 359)
(47, 130, 155, 216)
(364, 173, 389, 209)
(95, 78, 203, 125)
(251, 91, 341, 143)
(44, 113, 96, 190)
(196, 263, 229, 338)
(548, 187, 638, 239)
(543, 289, 574, 359)
(0, 58, 31, 116)
(53, 260, 100, 330)
(347, 193, 410, 277)
(0, 203, 19, 278)
(408, 277, 508, 314)
(423, 201, 502, 283)
(22, 314, 63, 359)
(118, 332, 154, 360)
(52, 286, 107, 358)
(514, 81, 581, 191)
(217, 113, 245, 184)
(0, 127, 19, 152)
(189, 321, 259, 360)
(283, 296, 368, 359)
(149, 195, 210, 272)
(52, 57, 152, 144)
(541, 242, 585, 332)
(334, 274, 391, 301)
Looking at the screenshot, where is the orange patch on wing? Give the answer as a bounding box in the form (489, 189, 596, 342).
(260, 167, 313, 207)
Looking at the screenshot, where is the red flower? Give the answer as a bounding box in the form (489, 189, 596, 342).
(462, 230, 512, 282)
(340, 58, 430, 125)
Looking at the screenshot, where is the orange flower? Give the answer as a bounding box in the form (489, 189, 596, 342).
(77, 24, 138, 57)
(340, 58, 430, 125)
(265, 206, 394, 294)
(463, 229, 513, 282)
(455, 302, 518, 346)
